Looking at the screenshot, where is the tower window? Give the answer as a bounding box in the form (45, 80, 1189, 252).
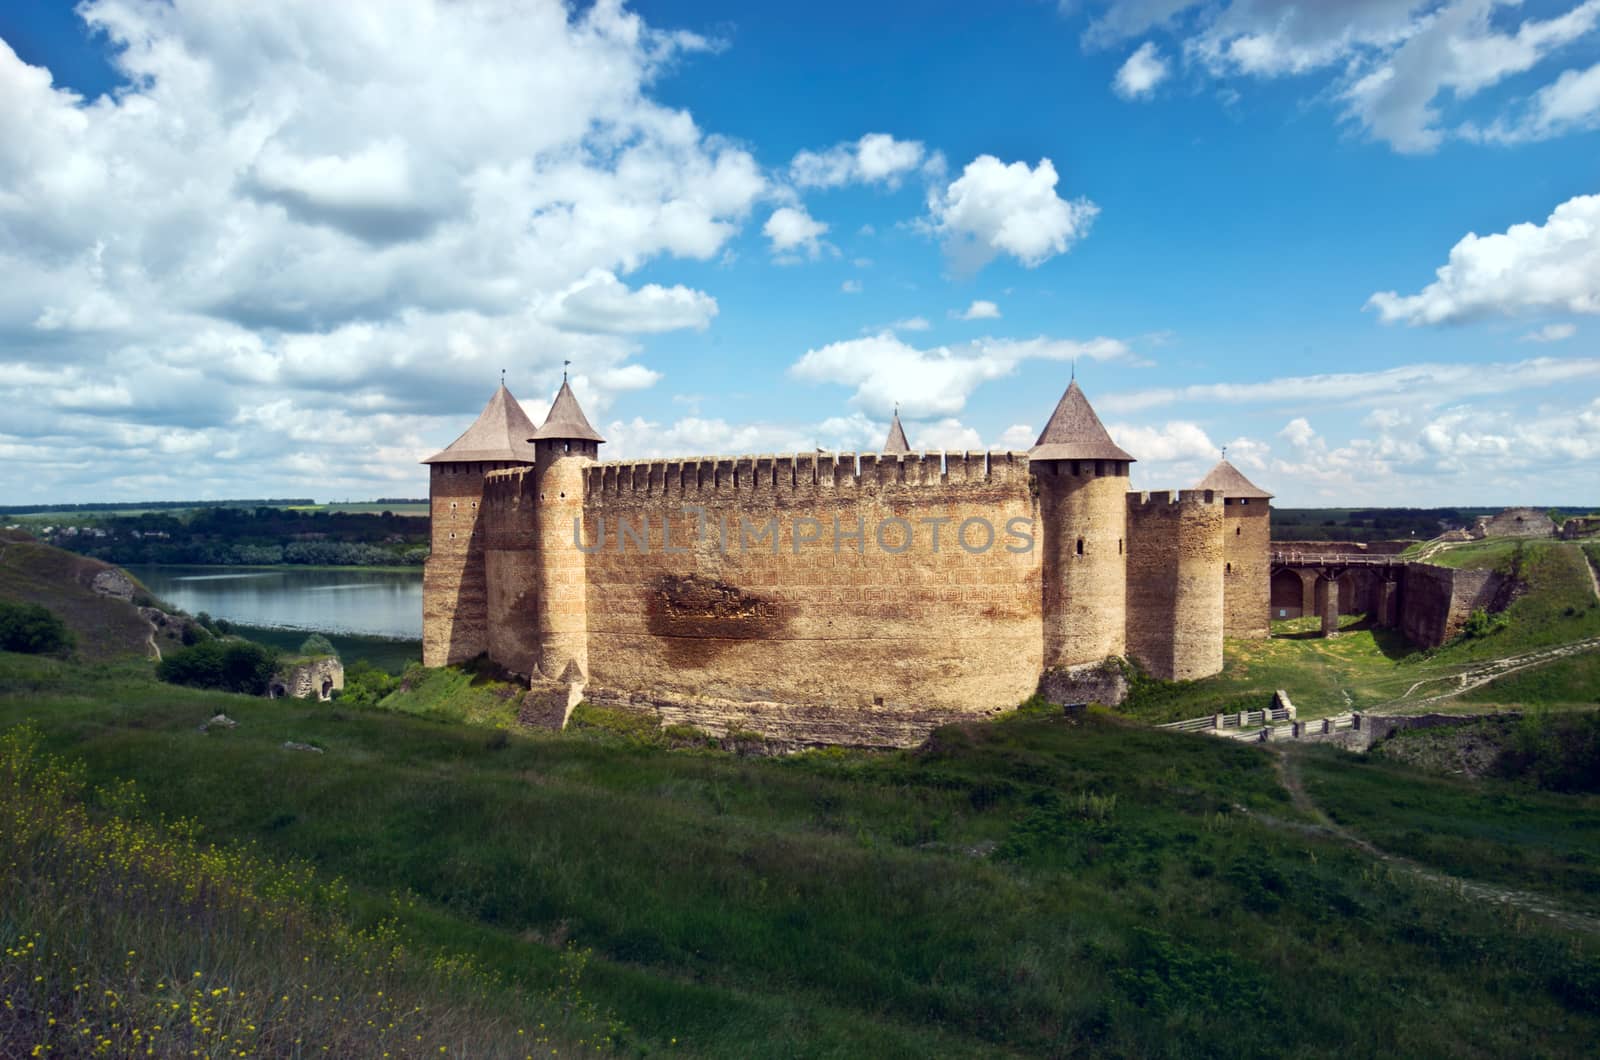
(1076, 537, 1084, 556)
(1226, 562, 1232, 573)
(1235, 526, 1241, 536)
(1118, 538, 1123, 555)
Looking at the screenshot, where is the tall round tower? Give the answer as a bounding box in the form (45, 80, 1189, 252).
(528, 375, 603, 686)
(1031, 380, 1133, 667)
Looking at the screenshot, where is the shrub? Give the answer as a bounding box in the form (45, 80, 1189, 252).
(339, 660, 399, 707)
(299, 632, 338, 658)
(1494, 711, 1600, 793)
(157, 639, 279, 695)
(1460, 607, 1509, 640)
(0, 600, 74, 655)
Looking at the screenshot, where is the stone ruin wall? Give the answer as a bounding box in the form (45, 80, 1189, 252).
(1477, 508, 1555, 539)
(1399, 562, 1512, 648)
(1222, 499, 1270, 638)
(1125, 491, 1225, 681)
(575, 451, 1045, 735)
(422, 462, 503, 666)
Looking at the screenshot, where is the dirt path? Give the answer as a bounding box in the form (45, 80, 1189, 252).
(1267, 751, 1600, 936)
(1386, 635, 1600, 710)
(1581, 544, 1600, 604)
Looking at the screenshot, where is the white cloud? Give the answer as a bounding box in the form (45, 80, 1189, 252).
(0, 0, 770, 501)
(1470, 59, 1600, 142)
(1109, 419, 1218, 461)
(1077, 0, 1600, 154)
(1101, 356, 1600, 413)
(1278, 416, 1321, 450)
(790, 133, 931, 189)
(602, 411, 881, 459)
(1367, 194, 1600, 325)
(912, 418, 985, 452)
(1520, 322, 1577, 343)
(1114, 41, 1171, 99)
(890, 316, 931, 332)
(841, 279, 863, 294)
(1341, 0, 1600, 154)
(789, 331, 1135, 417)
(763, 205, 831, 261)
(924, 156, 1098, 271)
(997, 423, 1036, 448)
(538, 269, 717, 333)
(956, 299, 1001, 320)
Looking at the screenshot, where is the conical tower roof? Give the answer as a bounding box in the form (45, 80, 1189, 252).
(529, 378, 605, 443)
(422, 384, 538, 464)
(1195, 458, 1272, 499)
(883, 409, 911, 454)
(1029, 380, 1134, 462)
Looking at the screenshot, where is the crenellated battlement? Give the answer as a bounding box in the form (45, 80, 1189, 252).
(1127, 489, 1220, 510)
(583, 450, 1032, 502)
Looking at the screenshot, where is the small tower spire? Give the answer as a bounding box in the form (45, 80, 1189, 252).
(883, 404, 911, 455)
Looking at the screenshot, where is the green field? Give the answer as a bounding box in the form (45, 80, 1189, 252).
(1, 653, 1597, 1057)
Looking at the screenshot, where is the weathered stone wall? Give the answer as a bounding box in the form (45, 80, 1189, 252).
(1125, 491, 1224, 681)
(1222, 498, 1270, 638)
(533, 440, 597, 684)
(1037, 458, 1128, 667)
(576, 452, 1043, 731)
(1477, 508, 1555, 538)
(423, 463, 501, 666)
(482, 469, 542, 677)
(1038, 658, 1128, 708)
(1399, 562, 1511, 648)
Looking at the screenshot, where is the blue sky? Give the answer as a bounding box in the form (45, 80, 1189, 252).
(1, 1, 1598, 506)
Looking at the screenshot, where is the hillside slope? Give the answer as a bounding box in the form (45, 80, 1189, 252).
(0, 531, 163, 661)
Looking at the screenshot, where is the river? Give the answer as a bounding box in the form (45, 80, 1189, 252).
(128, 565, 423, 640)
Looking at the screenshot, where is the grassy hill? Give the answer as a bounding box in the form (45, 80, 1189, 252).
(0, 531, 166, 661)
(2, 652, 1598, 1057)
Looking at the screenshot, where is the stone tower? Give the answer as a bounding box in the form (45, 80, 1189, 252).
(528, 376, 603, 695)
(1030, 380, 1133, 667)
(420, 383, 537, 666)
(1125, 491, 1224, 680)
(1194, 459, 1273, 639)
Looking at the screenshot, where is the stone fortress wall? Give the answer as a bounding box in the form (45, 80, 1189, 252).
(422, 380, 1274, 746)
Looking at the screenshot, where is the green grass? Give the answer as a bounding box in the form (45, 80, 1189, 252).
(3, 654, 1599, 1057)
(1297, 744, 1600, 914)
(378, 657, 527, 727)
(1423, 537, 1526, 570)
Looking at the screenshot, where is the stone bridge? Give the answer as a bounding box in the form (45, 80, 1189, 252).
(1269, 548, 1406, 637)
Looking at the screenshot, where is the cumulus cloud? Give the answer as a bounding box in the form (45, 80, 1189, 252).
(1110, 420, 1218, 462)
(956, 299, 1001, 320)
(997, 423, 1036, 448)
(789, 133, 933, 189)
(789, 331, 1135, 417)
(763, 205, 832, 261)
(890, 316, 932, 332)
(0, 0, 768, 500)
(1367, 194, 1600, 325)
(1114, 41, 1171, 99)
(538, 270, 718, 333)
(1520, 322, 1577, 343)
(924, 156, 1098, 271)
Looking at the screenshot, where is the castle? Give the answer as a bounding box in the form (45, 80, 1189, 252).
(422, 377, 1273, 746)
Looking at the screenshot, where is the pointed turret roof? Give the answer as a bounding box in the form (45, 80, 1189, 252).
(529, 377, 604, 443)
(1029, 380, 1134, 462)
(422, 384, 538, 464)
(1194, 459, 1273, 499)
(883, 409, 911, 454)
